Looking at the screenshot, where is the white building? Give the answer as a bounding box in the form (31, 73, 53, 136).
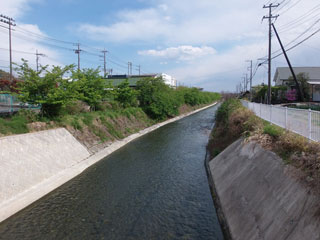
(157, 73, 177, 88)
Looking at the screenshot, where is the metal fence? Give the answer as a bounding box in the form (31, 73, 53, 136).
(0, 94, 40, 114)
(241, 100, 320, 142)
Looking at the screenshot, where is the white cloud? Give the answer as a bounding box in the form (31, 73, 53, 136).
(77, 0, 268, 45)
(138, 45, 216, 61)
(0, 0, 42, 19)
(0, 0, 62, 74)
(78, 6, 173, 43)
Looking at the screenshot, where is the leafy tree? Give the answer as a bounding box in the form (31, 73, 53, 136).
(16, 60, 75, 116)
(137, 77, 181, 119)
(0, 70, 21, 93)
(71, 68, 107, 110)
(113, 80, 138, 108)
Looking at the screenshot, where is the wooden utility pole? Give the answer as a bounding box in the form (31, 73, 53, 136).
(0, 14, 16, 81)
(263, 3, 279, 104)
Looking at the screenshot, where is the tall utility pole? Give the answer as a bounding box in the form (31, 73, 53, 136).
(74, 43, 82, 71)
(242, 77, 246, 92)
(101, 49, 108, 78)
(128, 62, 132, 76)
(136, 65, 141, 75)
(36, 50, 46, 72)
(246, 60, 253, 100)
(263, 3, 279, 104)
(272, 23, 304, 102)
(0, 14, 16, 81)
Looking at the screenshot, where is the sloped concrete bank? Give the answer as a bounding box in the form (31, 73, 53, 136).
(207, 138, 320, 240)
(0, 102, 217, 223)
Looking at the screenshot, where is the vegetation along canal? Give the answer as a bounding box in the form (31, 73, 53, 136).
(0, 105, 223, 240)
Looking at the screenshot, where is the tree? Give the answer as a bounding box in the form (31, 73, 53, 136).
(136, 77, 180, 119)
(71, 68, 108, 110)
(16, 60, 76, 116)
(0, 70, 21, 93)
(113, 80, 138, 108)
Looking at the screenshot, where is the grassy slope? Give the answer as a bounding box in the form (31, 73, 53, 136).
(208, 99, 320, 194)
(0, 103, 212, 153)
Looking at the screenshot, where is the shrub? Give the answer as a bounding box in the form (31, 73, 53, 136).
(113, 80, 138, 108)
(137, 77, 181, 120)
(263, 124, 283, 139)
(215, 99, 242, 125)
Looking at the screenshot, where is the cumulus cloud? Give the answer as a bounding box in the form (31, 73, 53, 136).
(138, 45, 216, 61)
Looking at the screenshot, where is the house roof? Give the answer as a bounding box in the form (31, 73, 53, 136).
(273, 67, 320, 82)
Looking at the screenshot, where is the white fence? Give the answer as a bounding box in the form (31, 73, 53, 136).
(241, 100, 320, 142)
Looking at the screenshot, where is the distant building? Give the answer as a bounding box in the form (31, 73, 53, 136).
(107, 73, 177, 88)
(273, 67, 320, 101)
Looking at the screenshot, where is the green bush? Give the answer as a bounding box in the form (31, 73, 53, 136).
(113, 80, 138, 108)
(263, 124, 283, 138)
(137, 77, 180, 120)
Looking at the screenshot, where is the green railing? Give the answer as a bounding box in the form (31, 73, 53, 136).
(0, 94, 40, 114)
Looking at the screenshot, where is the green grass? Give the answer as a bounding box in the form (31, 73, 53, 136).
(81, 112, 94, 126)
(0, 115, 29, 135)
(70, 118, 82, 130)
(263, 124, 283, 139)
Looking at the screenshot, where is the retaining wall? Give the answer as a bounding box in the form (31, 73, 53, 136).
(208, 139, 320, 240)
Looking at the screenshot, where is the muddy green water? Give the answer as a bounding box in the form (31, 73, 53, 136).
(0, 105, 223, 240)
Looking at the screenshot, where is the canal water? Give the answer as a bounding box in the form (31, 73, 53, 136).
(0, 105, 223, 240)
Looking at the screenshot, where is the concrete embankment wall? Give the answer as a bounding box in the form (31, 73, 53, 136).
(208, 139, 320, 240)
(0, 102, 217, 223)
(0, 128, 90, 222)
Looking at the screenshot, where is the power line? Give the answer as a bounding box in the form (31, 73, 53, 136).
(277, 0, 302, 15)
(269, 17, 320, 57)
(278, 4, 320, 32)
(14, 25, 76, 45)
(259, 27, 320, 65)
(0, 47, 35, 55)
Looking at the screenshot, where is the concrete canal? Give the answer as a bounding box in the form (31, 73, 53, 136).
(0, 105, 223, 240)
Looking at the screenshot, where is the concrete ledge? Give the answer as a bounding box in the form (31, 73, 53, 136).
(208, 139, 320, 240)
(0, 102, 217, 223)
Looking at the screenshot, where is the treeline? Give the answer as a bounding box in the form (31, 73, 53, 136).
(12, 61, 220, 120)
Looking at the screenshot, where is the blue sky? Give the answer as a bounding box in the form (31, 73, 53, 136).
(1, 0, 320, 92)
